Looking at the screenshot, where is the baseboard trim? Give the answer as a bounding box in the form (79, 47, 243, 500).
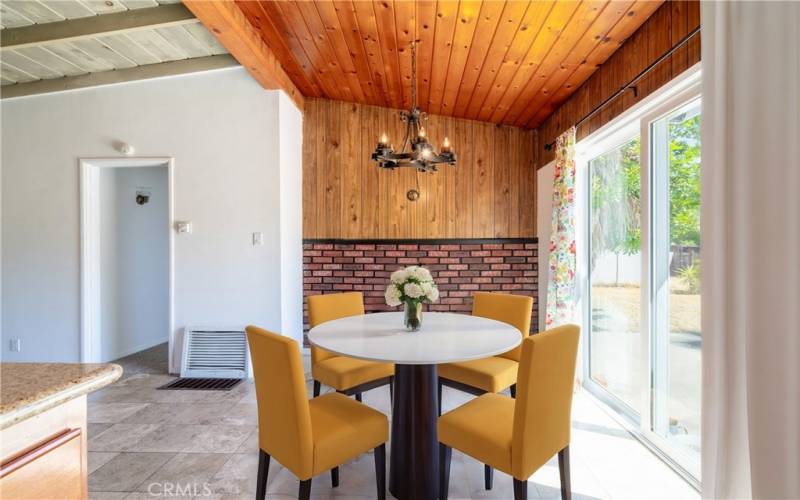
(107, 338, 168, 363)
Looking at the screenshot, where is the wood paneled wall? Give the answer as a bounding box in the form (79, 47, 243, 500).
(303, 98, 538, 239)
(537, 0, 701, 166)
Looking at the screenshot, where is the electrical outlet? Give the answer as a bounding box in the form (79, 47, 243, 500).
(9, 338, 21, 352)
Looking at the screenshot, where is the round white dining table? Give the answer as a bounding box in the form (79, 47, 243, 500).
(307, 311, 521, 500)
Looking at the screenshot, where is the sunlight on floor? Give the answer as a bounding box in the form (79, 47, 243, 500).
(86, 344, 698, 500)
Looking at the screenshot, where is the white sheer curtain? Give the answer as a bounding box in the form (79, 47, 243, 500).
(701, 2, 800, 499)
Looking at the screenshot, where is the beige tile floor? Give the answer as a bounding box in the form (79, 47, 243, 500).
(88, 344, 699, 500)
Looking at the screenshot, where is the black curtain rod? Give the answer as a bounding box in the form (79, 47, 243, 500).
(544, 25, 701, 151)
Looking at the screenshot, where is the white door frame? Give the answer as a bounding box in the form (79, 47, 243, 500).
(79, 157, 175, 371)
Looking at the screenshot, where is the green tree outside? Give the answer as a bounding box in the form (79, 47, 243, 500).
(590, 114, 701, 266)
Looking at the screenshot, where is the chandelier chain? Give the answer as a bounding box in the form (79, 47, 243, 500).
(412, 1, 417, 109)
(411, 40, 417, 109)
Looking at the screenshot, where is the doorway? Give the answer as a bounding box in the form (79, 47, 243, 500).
(80, 158, 174, 371)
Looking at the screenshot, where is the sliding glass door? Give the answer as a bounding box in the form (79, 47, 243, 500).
(581, 78, 701, 481)
(588, 136, 643, 417)
(647, 96, 702, 470)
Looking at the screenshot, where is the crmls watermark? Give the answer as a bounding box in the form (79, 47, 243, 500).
(146, 482, 212, 497)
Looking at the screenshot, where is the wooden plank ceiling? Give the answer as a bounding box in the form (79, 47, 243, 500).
(235, 0, 663, 128)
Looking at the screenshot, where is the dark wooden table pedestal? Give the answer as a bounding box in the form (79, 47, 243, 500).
(388, 364, 439, 500)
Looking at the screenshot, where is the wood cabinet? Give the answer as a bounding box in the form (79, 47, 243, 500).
(0, 396, 88, 500)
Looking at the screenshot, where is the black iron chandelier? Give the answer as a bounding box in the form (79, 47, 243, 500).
(371, 41, 456, 172)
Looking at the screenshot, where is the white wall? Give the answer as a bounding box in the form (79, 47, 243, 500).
(1, 67, 303, 368)
(536, 161, 555, 332)
(277, 93, 304, 344)
(591, 251, 642, 285)
(100, 166, 169, 361)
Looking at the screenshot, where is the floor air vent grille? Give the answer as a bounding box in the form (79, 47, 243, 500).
(158, 378, 242, 391)
(181, 327, 249, 379)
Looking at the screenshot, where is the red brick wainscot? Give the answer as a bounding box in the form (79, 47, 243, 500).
(303, 239, 538, 342)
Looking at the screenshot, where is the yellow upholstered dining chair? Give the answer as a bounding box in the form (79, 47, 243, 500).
(245, 326, 388, 500)
(308, 292, 394, 402)
(438, 292, 533, 414)
(437, 324, 580, 500)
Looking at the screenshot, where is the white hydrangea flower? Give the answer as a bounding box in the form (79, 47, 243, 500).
(415, 267, 433, 282)
(403, 282, 424, 298)
(404, 266, 425, 282)
(390, 268, 408, 284)
(384, 284, 402, 306)
(427, 285, 440, 302)
(421, 281, 433, 295)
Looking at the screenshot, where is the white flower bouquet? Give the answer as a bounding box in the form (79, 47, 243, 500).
(384, 265, 439, 331)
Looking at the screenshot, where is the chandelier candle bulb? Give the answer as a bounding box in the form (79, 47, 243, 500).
(442, 137, 451, 152)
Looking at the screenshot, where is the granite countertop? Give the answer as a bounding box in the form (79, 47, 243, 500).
(0, 362, 122, 429)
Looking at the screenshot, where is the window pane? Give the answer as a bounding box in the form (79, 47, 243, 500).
(664, 99, 702, 459)
(588, 136, 642, 413)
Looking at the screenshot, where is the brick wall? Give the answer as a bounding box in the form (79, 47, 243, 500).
(303, 239, 538, 339)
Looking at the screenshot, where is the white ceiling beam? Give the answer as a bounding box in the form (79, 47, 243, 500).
(0, 3, 199, 51)
(182, 0, 304, 110)
(0, 54, 239, 99)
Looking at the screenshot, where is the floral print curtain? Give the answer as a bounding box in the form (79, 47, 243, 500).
(546, 127, 577, 328)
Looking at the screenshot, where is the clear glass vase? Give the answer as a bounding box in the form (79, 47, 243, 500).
(403, 301, 423, 332)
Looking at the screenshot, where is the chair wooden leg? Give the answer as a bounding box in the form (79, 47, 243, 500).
(510, 383, 516, 398)
(256, 450, 270, 500)
(298, 478, 312, 500)
(389, 376, 394, 406)
(484, 465, 493, 490)
(513, 478, 527, 500)
(437, 380, 443, 416)
(439, 444, 451, 500)
(558, 446, 571, 500)
(313, 380, 321, 398)
(331, 466, 339, 487)
(374, 443, 386, 500)
(355, 393, 363, 402)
